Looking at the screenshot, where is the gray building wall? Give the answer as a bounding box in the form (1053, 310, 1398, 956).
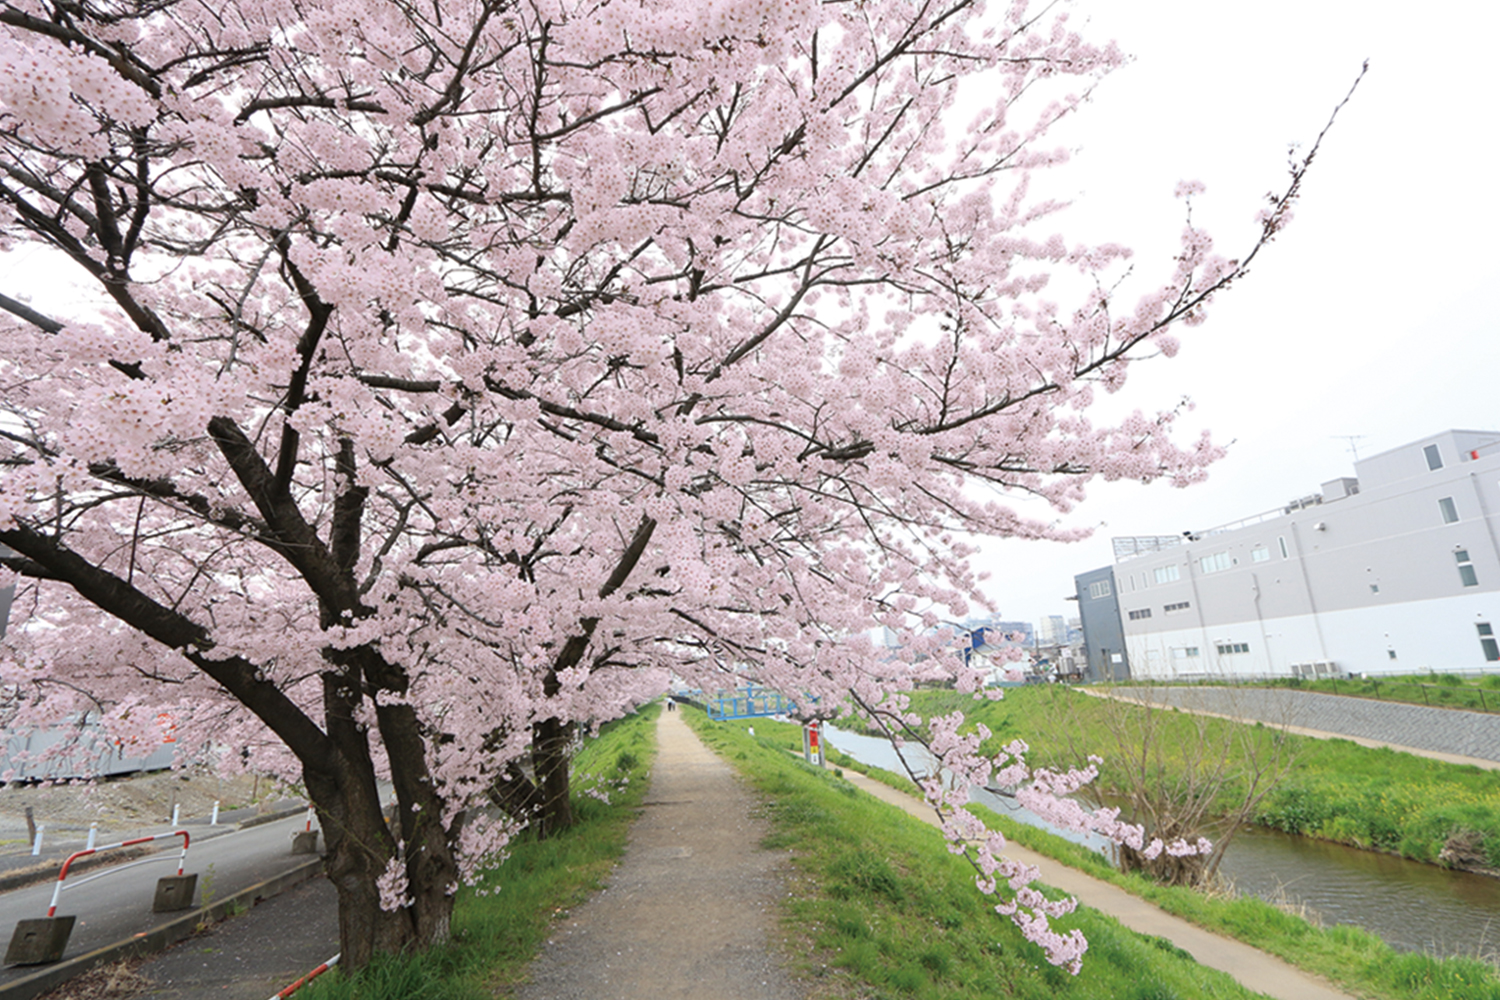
(1074, 565, 1130, 681)
(1109, 430, 1500, 678)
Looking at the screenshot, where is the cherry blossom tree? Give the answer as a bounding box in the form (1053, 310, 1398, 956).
(0, 0, 1344, 970)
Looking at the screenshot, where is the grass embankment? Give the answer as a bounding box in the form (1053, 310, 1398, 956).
(682, 710, 1270, 1000)
(302, 704, 660, 1000)
(824, 699, 1500, 1000)
(909, 686, 1500, 869)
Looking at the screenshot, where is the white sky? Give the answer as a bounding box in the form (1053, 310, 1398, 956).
(974, 0, 1500, 625)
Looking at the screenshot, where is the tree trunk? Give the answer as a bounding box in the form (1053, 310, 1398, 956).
(306, 764, 417, 968)
(308, 671, 460, 967)
(532, 716, 575, 837)
(375, 699, 461, 946)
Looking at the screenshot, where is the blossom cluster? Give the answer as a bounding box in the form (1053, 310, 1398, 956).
(0, 0, 1321, 968)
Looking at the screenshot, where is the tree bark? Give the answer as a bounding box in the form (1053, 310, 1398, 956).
(531, 715, 575, 837)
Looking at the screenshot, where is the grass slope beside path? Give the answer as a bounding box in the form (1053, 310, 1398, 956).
(301, 704, 661, 1000)
(839, 691, 1500, 1000)
(683, 709, 1272, 1000)
(910, 686, 1500, 871)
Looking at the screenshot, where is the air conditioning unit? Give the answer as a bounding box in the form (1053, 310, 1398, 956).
(1291, 660, 1341, 679)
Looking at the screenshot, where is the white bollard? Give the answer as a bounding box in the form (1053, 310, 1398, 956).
(87, 822, 97, 850)
(30, 824, 44, 856)
(171, 803, 180, 826)
(211, 801, 220, 826)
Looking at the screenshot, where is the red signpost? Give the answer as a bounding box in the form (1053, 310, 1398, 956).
(803, 720, 824, 767)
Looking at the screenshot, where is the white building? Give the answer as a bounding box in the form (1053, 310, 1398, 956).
(1036, 614, 1067, 645)
(1108, 430, 1500, 679)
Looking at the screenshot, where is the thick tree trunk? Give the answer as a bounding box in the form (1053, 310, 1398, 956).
(375, 699, 461, 945)
(532, 716, 575, 837)
(305, 764, 418, 968)
(309, 668, 460, 967)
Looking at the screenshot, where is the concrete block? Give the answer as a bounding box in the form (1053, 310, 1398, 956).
(291, 830, 320, 855)
(152, 874, 199, 913)
(5, 916, 75, 965)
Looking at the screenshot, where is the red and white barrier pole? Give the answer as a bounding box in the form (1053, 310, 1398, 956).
(304, 807, 315, 833)
(45, 830, 191, 917)
(271, 953, 340, 999)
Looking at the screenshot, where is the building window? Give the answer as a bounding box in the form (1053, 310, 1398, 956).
(1088, 580, 1112, 599)
(1479, 623, 1500, 662)
(1251, 546, 1270, 563)
(1173, 646, 1200, 659)
(1370, 583, 1380, 593)
(1215, 642, 1250, 655)
(1127, 608, 1152, 620)
(1278, 536, 1289, 559)
(1199, 551, 1232, 574)
(1439, 497, 1459, 524)
(1424, 444, 1444, 470)
(1456, 550, 1479, 587)
(1163, 601, 1191, 613)
(1154, 565, 1180, 584)
(1387, 649, 1398, 660)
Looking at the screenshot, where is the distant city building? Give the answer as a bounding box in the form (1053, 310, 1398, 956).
(1078, 430, 1500, 679)
(1036, 614, 1067, 645)
(991, 620, 1035, 648)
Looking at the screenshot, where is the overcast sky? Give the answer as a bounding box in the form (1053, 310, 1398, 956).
(973, 0, 1500, 625)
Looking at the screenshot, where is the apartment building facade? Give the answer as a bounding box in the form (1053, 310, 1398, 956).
(1083, 430, 1500, 679)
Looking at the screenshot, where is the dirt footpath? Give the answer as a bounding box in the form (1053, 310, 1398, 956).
(517, 709, 803, 1000)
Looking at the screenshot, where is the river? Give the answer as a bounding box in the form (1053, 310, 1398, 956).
(823, 724, 1500, 962)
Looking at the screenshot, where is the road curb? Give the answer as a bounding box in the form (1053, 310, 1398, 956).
(235, 803, 311, 831)
(0, 858, 323, 1000)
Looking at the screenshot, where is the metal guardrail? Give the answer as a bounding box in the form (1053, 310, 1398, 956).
(47, 830, 190, 917)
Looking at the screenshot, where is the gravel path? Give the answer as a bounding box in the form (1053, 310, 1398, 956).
(516, 709, 802, 1000)
(1112, 686, 1500, 762)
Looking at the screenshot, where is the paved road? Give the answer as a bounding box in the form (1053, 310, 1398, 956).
(0, 812, 320, 993)
(1111, 686, 1500, 763)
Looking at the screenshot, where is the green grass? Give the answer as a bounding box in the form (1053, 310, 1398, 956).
(683, 709, 1272, 1000)
(905, 686, 1500, 869)
(853, 689, 1500, 999)
(971, 806, 1500, 1000)
(300, 704, 661, 1000)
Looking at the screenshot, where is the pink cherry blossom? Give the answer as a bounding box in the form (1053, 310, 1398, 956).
(0, 0, 1355, 971)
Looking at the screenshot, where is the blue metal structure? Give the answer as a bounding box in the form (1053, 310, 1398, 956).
(703, 683, 797, 720)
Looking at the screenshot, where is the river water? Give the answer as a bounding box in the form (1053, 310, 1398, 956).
(823, 724, 1500, 961)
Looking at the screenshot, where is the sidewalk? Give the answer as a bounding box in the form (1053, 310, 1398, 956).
(516, 709, 801, 1000)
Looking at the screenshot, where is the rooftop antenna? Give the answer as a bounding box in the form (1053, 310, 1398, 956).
(1332, 434, 1367, 462)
